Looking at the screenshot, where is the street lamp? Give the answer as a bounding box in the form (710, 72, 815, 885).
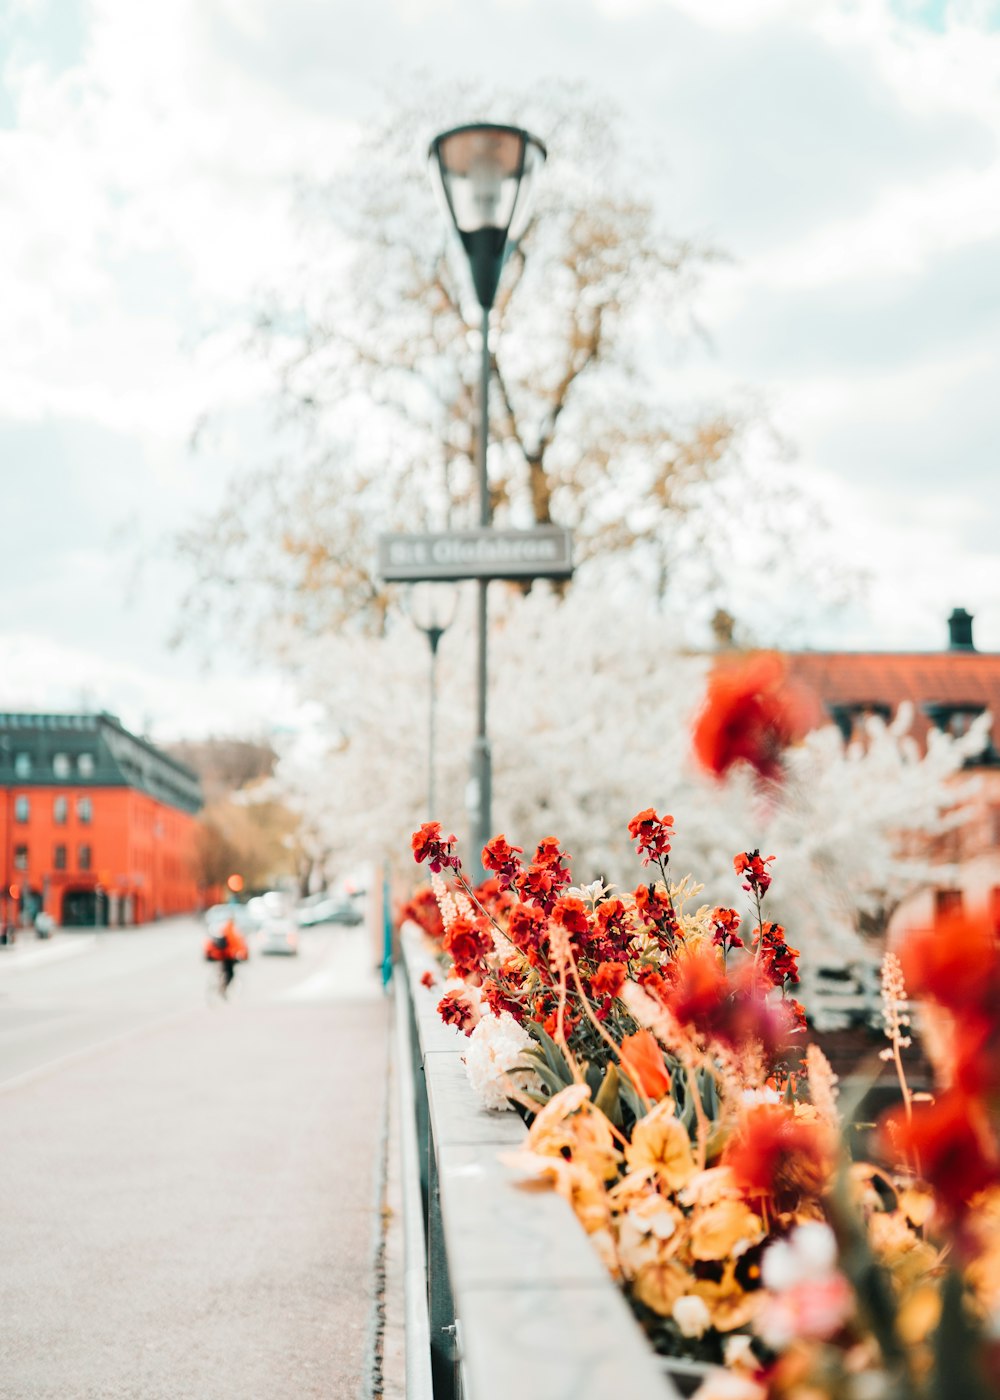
(428, 122, 546, 877)
(406, 582, 459, 819)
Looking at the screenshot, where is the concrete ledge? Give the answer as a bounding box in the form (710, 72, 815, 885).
(400, 924, 678, 1399)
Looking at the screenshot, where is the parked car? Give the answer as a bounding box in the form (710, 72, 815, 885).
(297, 896, 363, 928)
(257, 918, 300, 956)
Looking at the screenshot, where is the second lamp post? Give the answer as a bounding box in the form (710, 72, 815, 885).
(428, 122, 546, 878)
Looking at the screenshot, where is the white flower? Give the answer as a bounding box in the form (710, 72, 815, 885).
(761, 1222, 839, 1293)
(740, 1087, 781, 1106)
(462, 1012, 535, 1111)
(672, 1293, 712, 1339)
(723, 1335, 756, 1371)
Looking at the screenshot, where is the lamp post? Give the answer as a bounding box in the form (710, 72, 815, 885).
(428, 122, 546, 877)
(406, 582, 459, 819)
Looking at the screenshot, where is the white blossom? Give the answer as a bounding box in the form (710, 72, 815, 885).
(462, 1012, 535, 1112)
(672, 1293, 712, 1338)
(761, 1222, 839, 1293)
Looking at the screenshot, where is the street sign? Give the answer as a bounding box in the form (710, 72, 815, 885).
(377, 526, 573, 583)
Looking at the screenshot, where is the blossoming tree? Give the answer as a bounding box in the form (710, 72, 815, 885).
(271, 584, 981, 965)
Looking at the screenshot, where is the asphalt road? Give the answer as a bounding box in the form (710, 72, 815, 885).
(0, 918, 391, 1400)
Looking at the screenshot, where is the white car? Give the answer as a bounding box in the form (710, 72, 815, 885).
(257, 917, 300, 956)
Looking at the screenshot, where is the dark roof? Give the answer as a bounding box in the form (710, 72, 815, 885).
(0, 711, 202, 814)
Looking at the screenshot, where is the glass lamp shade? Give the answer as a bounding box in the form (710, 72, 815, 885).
(429, 122, 546, 308)
(407, 581, 459, 637)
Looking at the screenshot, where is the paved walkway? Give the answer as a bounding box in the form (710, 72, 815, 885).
(1, 921, 402, 1400)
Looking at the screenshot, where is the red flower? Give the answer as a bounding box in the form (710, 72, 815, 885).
(898, 910, 1000, 1018)
(734, 850, 776, 897)
(442, 916, 492, 977)
(711, 907, 743, 954)
(724, 1104, 832, 1209)
(667, 947, 732, 1039)
(506, 902, 548, 954)
(590, 961, 628, 1000)
(636, 965, 675, 1003)
(879, 1090, 1000, 1218)
(754, 922, 800, 988)
(628, 808, 675, 867)
(619, 1029, 672, 1100)
(420, 970, 436, 989)
(633, 884, 679, 946)
(593, 898, 631, 955)
(552, 895, 591, 941)
(437, 989, 481, 1036)
(481, 834, 524, 891)
(411, 822, 461, 874)
(400, 887, 444, 939)
(480, 976, 525, 1021)
(522, 838, 571, 910)
(692, 653, 817, 782)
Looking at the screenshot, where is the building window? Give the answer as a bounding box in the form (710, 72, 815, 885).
(924, 704, 993, 758)
(77, 752, 95, 778)
(830, 702, 891, 743)
(78, 844, 92, 871)
(52, 753, 71, 778)
(13, 844, 28, 870)
(54, 796, 67, 824)
(54, 844, 67, 871)
(14, 753, 31, 778)
(14, 796, 29, 823)
(76, 796, 92, 824)
(934, 888, 964, 922)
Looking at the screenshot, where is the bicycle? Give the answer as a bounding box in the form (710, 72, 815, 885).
(205, 958, 243, 1006)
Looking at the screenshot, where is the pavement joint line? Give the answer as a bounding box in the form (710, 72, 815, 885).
(0, 935, 97, 976)
(0, 1004, 202, 1096)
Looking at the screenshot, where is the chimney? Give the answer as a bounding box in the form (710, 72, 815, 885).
(947, 607, 975, 652)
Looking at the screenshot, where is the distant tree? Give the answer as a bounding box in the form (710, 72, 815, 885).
(193, 786, 301, 894)
(175, 79, 773, 650)
(166, 736, 277, 805)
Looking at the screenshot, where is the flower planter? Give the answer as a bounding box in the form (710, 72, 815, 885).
(399, 924, 685, 1400)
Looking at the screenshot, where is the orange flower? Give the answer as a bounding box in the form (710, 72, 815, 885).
(591, 961, 628, 1001)
(620, 1030, 672, 1100)
(723, 1104, 831, 1210)
(691, 653, 817, 782)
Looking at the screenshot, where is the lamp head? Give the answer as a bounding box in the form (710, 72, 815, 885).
(428, 123, 546, 310)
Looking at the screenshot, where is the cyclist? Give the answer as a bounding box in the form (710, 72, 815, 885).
(204, 914, 248, 998)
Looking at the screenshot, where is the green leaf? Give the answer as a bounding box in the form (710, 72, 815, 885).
(594, 1062, 623, 1129)
(517, 1058, 571, 1096)
(527, 1020, 573, 1083)
(618, 1072, 647, 1123)
(932, 1267, 994, 1400)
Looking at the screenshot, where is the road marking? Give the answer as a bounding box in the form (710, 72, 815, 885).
(0, 936, 97, 976)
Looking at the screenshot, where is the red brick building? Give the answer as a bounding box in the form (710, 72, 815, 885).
(0, 711, 205, 928)
(784, 608, 1000, 937)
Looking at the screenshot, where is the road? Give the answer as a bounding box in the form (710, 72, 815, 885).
(0, 918, 391, 1400)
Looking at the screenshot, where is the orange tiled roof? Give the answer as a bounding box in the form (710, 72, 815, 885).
(783, 650, 1000, 747)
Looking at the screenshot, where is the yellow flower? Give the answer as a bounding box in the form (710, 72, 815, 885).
(524, 1083, 620, 1181)
(625, 1101, 696, 1191)
(631, 1258, 689, 1316)
(690, 1199, 763, 1262)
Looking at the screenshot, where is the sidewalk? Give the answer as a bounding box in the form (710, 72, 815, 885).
(0, 929, 96, 975)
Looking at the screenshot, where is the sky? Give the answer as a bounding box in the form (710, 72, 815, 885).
(1, 0, 999, 741)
